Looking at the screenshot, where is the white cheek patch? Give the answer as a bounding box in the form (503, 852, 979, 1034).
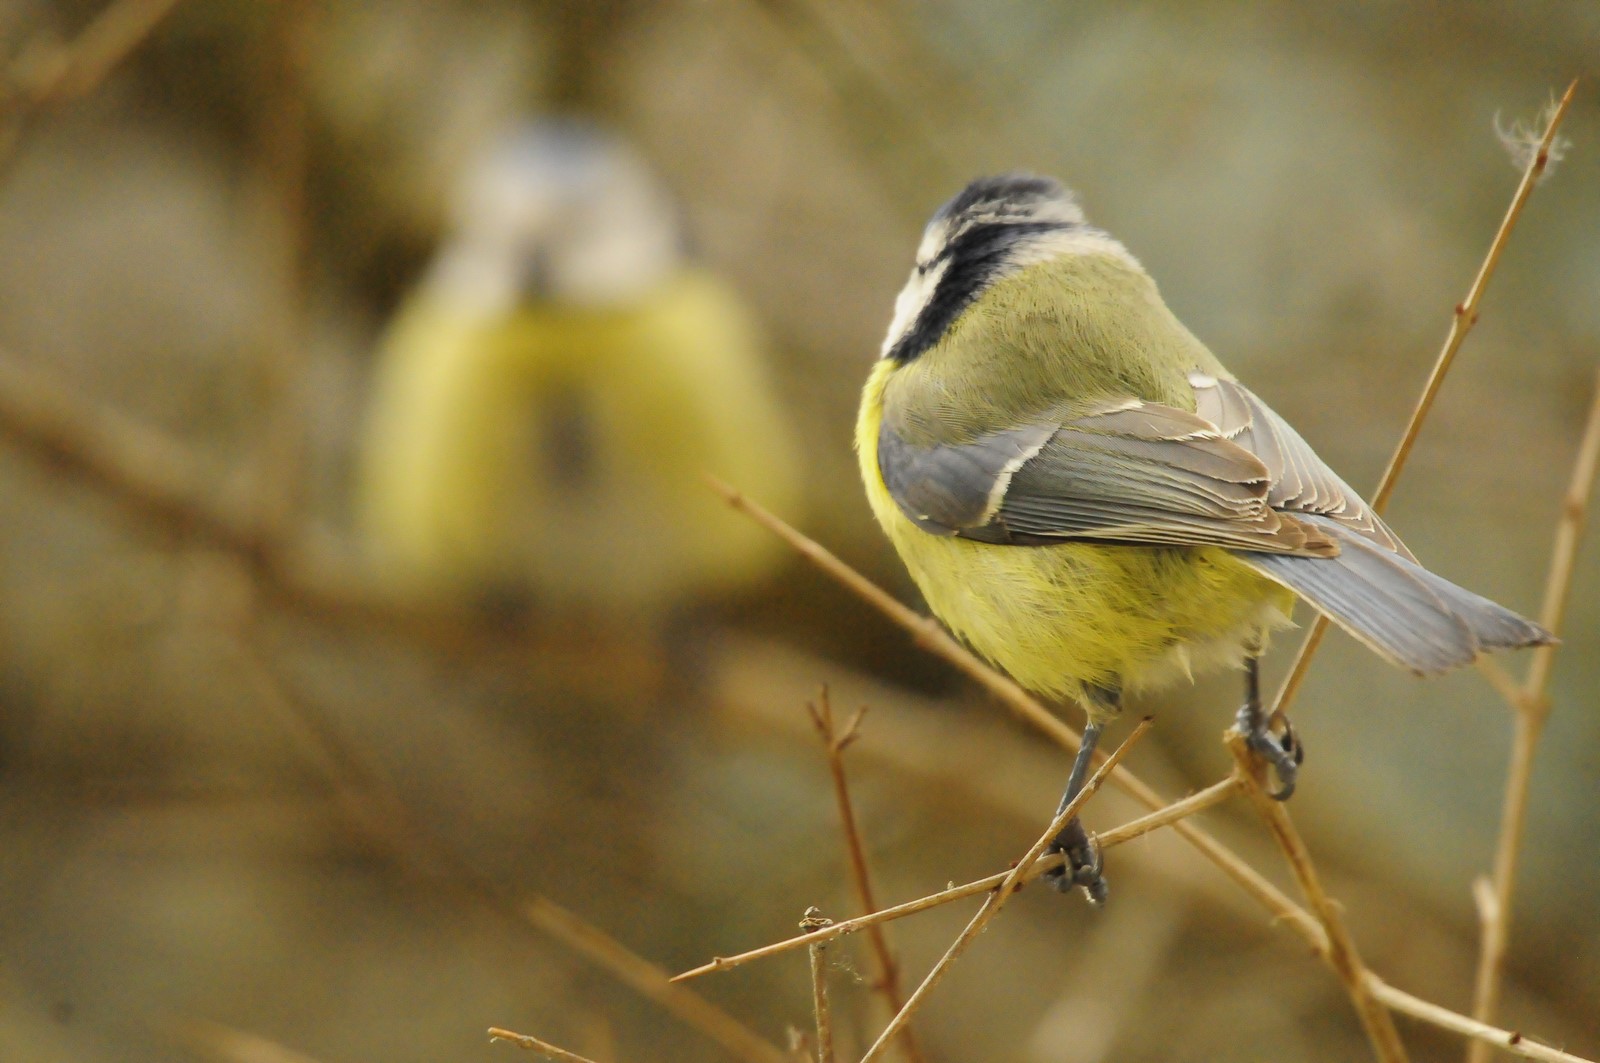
(880, 259, 946, 356)
(915, 220, 950, 263)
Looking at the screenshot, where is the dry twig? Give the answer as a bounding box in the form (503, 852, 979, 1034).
(706, 484, 1597, 1063)
(706, 476, 1320, 942)
(800, 908, 836, 1063)
(1369, 978, 1596, 1063)
(858, 719, 1152, 1063)
(490, 1027, 605, 1063)
(1227, 735, 1409, 1063)
(807, 690, 923, 1063)
(1270, 79, 1579, 721)
(675, 775, 1243, 982)
(520, 896, 790, 1063)
(1466, 364, 1600, 1061)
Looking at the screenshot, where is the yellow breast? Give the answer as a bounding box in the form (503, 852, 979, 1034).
(360, 269, 804, 611)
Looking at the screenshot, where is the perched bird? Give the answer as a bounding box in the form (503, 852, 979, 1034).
(358, 122, 803, 621)
(855, 173, 1552, 903)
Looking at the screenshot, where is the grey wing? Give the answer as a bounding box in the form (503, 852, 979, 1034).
(877, 397, 1339, 556)
(876, 373, 1553, 670)
(1189, 373, 1413, 560)
(1241, 515, 1553, 673)
(1185, 375, 1553, 668)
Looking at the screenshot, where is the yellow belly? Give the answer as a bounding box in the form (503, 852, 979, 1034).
(855, 361, 1293, 711)
(359, 269, 804, 611)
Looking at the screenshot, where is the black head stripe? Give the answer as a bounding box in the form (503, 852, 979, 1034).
(934, 173, 1070, 226)
(887, 218, 1076, 363)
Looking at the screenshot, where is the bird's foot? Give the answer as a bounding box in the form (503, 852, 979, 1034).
(1045, 817, 1108, 905)
(1235, 703, 1304, 800)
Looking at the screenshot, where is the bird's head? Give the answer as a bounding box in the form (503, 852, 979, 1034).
(881, 173, 1131, 363)
(433, 120, 682, 311)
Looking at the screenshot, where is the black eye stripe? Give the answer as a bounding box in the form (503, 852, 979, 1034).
(886, 219, 1078, 364)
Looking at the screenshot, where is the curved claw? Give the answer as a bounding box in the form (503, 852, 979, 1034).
(1238, 712, 1305, 800)
(1046, 821, 1108, 905)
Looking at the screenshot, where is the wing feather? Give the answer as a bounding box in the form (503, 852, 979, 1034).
(1190, 373, 1412, 559)
(878, 393, 1337, 555)
(877, 372, 1430, 561)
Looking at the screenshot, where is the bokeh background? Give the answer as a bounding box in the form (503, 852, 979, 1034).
(1, 2, 1598, 1061)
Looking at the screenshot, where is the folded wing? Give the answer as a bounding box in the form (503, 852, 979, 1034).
(878, 390, 1338, 555)
(877, 371, 1552, 669)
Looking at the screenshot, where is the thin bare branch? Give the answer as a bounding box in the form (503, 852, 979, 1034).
(808, 690, 923, 1063)
(490, 1027, 605, 1063)
(1371, 977, 1597, 1063)
(1525, 363, 1600, 696)
(1475, 656, 1526, 713)
(674, 774, 1247, 983)
(1096, 776, 1241, 849)
(801, 909, 836, 1063)
(858, 720, 1152, 1063)
(520, 897, 790, 1063)
(706, 476, 1321, 946)
(1467, 363, 1600, 1062)
(1228, 734, 1409, 1063)
(1271, 79, 1580, 720)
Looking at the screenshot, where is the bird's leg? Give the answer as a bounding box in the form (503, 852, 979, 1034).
(1045, 687, 1116, 905)
(1234, 655, 1304, 800)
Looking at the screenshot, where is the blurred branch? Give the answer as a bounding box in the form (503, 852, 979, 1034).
(1227, 734, 1409, 1063)
(0, 0, 185, 162)
(1271, 79, 1579, 721)
(743, 0, 959, 207)
(490, 1027, 604, 1063)
(0, 346, 259, 546)
(673, 775, 1244, 983)
(169, 1018, 329, 1063)
(205, 622, 778, 1063)
(0, 344, 567, 656)
(228, 640, 792, 1063)
(252, 0, 316, 539)
(806, 690, 922, 1063)
(1467, 362, 1600, 1062)
(858, 719, 1151, 1063)
(545, 0, 642, 114)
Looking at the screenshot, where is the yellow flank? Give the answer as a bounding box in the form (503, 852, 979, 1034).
(359, 268, 803, 612)
(856, 358, 1294, 715)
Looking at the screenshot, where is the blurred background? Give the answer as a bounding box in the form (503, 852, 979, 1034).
(1, 2, 1597, 1061)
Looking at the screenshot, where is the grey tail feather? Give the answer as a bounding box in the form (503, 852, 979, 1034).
(1238, 515, 1555, 675)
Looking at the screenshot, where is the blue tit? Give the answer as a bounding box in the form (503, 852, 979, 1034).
(856, 174, 1552, 902)
(358, 122, 804, 620)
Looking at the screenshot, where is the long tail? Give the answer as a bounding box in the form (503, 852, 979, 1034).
(1239, 515, 1554, 675)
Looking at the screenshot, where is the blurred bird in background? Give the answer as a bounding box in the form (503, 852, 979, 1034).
(357, 121, 804, 632)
